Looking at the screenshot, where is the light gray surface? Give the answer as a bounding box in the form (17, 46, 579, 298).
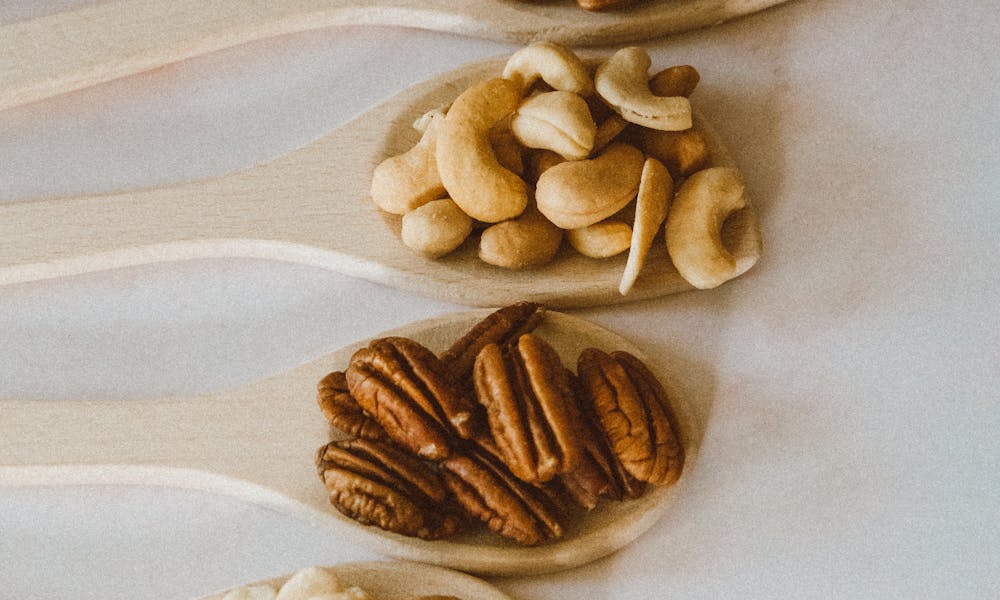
(2, 1, 999, 598)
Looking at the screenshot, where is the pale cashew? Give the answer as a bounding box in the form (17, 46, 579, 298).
(594, 47, 692, 131)
(567, 219, 632, 258)
(510, 91, 596, 160)
(370, 111, 446, 215)
(436, 78, 528, 223)
(620, 158, 673, 295)
(502, 41, 594, 96)
(535, 142, 644, 230)
(479, 205, 563, 269)
(665, 166, 747, 289)
(401, 198, 473, 258)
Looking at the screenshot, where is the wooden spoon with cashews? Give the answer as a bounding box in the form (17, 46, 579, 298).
(0, 52, 761, 308)
(1, 309, 700, 576)
(198, 561, 512, 600)
(0, 0, 795, 112)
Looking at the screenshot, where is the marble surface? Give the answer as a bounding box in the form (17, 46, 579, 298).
(2, 1, 998, 598)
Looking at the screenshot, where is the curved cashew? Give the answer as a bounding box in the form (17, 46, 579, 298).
(665, 166, 747, 289)
(567, 219, 632, 258)
(401, 198, 473, 258)
(535, 142, 644, 230)
(436, 78, 528, 223)
(479, 205, 563, 269)
(595, 47, 692, 131)
(620, 157, 673, 295)
(370, 111, 446, 215)
(510, 91, 596, 160)
(502, 41, 594, 96)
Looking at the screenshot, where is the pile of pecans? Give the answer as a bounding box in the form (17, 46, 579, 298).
(314, 302, 684, 546)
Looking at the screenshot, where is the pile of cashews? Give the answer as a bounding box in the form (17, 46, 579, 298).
(370, 42, 750, 293)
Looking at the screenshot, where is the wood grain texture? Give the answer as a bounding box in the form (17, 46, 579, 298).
(0, 58, 762, 309)
(197, 561, 513, 600)
(0, 0, 793, 112)
(0, 310, 701, 576)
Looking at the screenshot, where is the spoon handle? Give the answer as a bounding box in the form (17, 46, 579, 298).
(0, 0, 795, 112)
(0, 99, 390, 287)
(0, 354, 332, 506)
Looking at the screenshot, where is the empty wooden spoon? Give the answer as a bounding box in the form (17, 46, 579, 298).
(0, 57, 761, 308)
(0, 0, 793, 112)
(197, 561, 512, 600)
(0, 309, 700, 576)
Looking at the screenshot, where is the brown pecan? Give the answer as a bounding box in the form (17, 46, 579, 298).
(439, 301, 545, 385)
(441, 448, 563, 546)
(473, 333, 585, 484)
(576, 349, 684, 486)
(317, 371, 386, 441)
(346, 337, 481, 459)
(558, 369, 645, 509)
(316, 438, 464, 540)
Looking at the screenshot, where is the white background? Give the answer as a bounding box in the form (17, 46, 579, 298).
(2, 1, 999, 598)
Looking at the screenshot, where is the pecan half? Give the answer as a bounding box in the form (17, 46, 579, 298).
(439, 301, 545, 384)
(317, 371, 386, 441)
(576, 349, 684, 486)
(441, 448, 563, 546)
(316, 438, 464, 540)
(557, 369, 645, 509)
(346, 337, 481, 459)
(473, 333, 585, 484)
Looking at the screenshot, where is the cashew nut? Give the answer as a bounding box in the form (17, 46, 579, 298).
(502, 41, 594, 97)
(479, 205, 563, 269)
(567, 219, 632, 258)
(401, 198, 473, 258)
(370, 111, 446, 215)
(525, 148, 566, 184)
(648, 65, 700, 98)
(594, 47, 692, 131)
(436, 78, 528, 223)
(591, 113, 630, 154)
(412, 107, 447, 134)
(535, 142, 645, 230)
(510, 91, 596, 160)
(620, 157, 673, 295)
(490, 123, 525, 176)
(638, 127, 710, 179)
(665, 166, 747, 289)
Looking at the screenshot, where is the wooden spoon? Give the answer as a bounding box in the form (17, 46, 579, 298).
(0, 57, 761, 309)
(0, 0, 793, 112)
(197, 561, 512, 600)
(0, 309, 701, 576)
